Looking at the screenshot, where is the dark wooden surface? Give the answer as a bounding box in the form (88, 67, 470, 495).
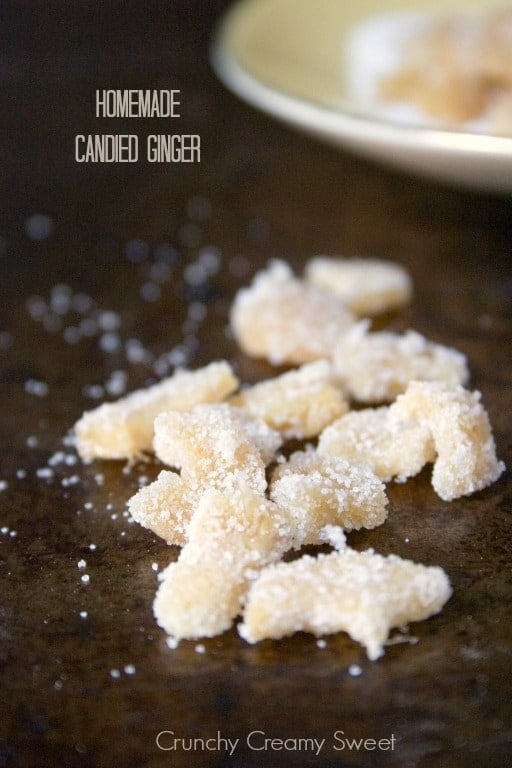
(0, 2, 511, 767)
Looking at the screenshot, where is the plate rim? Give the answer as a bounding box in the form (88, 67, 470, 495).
(210, 0, 512, 191)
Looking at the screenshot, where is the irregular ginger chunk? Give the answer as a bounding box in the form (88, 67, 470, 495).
(230, 260, 355, 365)
(270, 451, 387, 546)
(333, 322, 469, 402)
(318, 406, 435, 482)
(230, 360, 348, 440)
(305, 256, 413, 315)
(153, 483, 293, 640)
(391, 381, 505, 500)
(74, 360, 238, 460)
(239, 543, 452, 660)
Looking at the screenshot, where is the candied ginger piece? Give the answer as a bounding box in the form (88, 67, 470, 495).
(74, 360, 238, 460)
(153, 403, 268, 491)
(318, 406, 435, 482)
(239, 546, 452, 660)
(153, 483, 293, 640)
(304, 256, 413, 315)
(269, 450, 387, 546)
(391, 381, 505, 500)
(230, 360, 349, 440)
(333, 322, 469, 403)
(128, 470, 197, 546)
(230, 260, 356, 365)
(131, 405, 280, 546)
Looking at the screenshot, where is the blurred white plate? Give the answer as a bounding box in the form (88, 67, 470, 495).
(211, 0, 512, 193)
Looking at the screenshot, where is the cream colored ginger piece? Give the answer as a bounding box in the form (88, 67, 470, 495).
(239, 537, 452, 660)
(333, 321, 469, 403)
(128, 470, 196, 546)
(391, 381, 505, 501)
(304, 256, 413, 315)
(269, 450, 387, 546)
(230, 360, 349, 440)
(130, 405, 280, 545)
(230, 260, 356, 365)
(153, 403, 273, 488)
(153, 483, 293, 640)
(74, 360, 239, 460)
(318, 406, 435, 482)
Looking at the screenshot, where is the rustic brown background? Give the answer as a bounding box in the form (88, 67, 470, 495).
(0, 2, 511, 766)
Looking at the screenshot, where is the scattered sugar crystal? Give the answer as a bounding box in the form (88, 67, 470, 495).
(184, 262, 208, 286)
(123, 664, 136, 675)
(125, 338, 153, 365)
(26, 436, 39, 448)
(187, 301, 207, 322)
(198, 245, 221, 274)
(166, 636, 179, 650)
(24, 379, 49, 397)
(81, 574, 90, 584)
(24, 213, 54, 240)
(194, 644, 206, 654)
(149, 261, 171, 283)
(77, 559, 87, 569)
(72, 292, 95, 315)
(26, 296, 48, 320)
(63, 327, 82, 345)
(62, 475, 79, 487)
(0, 481, 7, 491)
(89, 544, 97, 551)
(79, 318, 99, 337)
(140, 282, 161, 303)
(1, 527, 9, 534)
(151, 562, 159, 572)
(50, 284, 72, 315)
(110, 668, 121, 679)
(9, 530, 17, 538)
(125, 238, 149, 263)
(83, 384, 105, 399)
(79, 611, 88, 619)
(348, 664, 363, 677)
(99, 332, 122, 354)
(153, 242, 179, 264)
(316, 639, 327, 649)
(105, 370, 128, 397)
(36, 468, 54, 479)
(97, 311, 121, 332)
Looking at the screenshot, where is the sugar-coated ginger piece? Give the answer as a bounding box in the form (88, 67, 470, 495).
(229, 360, 349, 440)
(269, 450, 387, 546)
(333, 321, 469, 403)
(128, 470, 196, 546)
(318, 406, 435, 482)
(390, 381, 505, 500)
(304, 256, 413, 315)
(230, 260, 356, 365)
(153, 404, 271, 490)
(74, 360, 239, 460)
(239, 541, 452, 660)
(153, 483, 293, 640)
(130, 404, 280, 545)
